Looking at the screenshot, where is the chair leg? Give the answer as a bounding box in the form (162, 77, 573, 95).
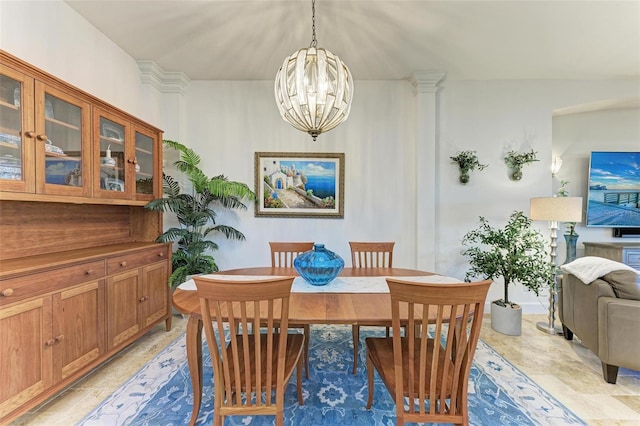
(602, 362, 619, 384)
(296, 356, 304, 405)
(214, 414, 223, 426)
(562, 325, 573, 340)
(366, 350, 374, 409)
(352, 325, 360, 374)
(303, 324, 310, 379)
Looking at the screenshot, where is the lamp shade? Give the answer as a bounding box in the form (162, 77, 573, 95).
(530, 197, 583, 222)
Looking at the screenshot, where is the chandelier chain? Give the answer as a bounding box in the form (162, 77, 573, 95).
(310, 0, 317, 48)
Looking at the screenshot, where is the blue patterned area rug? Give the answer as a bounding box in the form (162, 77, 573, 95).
(79, 325, 585, 425)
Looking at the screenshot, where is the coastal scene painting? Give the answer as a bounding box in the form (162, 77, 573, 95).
(586, 151, 640, 227)
(255, 152, 344, 218)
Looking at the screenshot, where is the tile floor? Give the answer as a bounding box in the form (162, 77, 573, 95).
(8, 314, 640, 425)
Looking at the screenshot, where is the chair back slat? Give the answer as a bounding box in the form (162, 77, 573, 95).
(195, 275, 297, 421)
(269, 242, 314, 267)
(385, 278, 491, 424)
(349, 241, 394, 268)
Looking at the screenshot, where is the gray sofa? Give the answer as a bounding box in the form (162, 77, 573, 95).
(559, 269, 640, 384)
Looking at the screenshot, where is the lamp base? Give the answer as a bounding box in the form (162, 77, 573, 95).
(536, 321, 563, 335)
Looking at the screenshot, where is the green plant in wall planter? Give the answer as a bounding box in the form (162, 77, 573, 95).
(145, 140, 257, 289)
(450, 150, 488, 184)
(462, 211, 554, 335)
(504, 149, 538, 181)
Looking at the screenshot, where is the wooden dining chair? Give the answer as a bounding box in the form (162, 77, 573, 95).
(269, 241, 314, 378)
(365, 278, 491, 426)
(349, 241, 395, 374)
(194, 275, 304, 426)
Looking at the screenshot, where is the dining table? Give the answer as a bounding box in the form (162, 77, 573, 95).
(171, 266, 461, 425)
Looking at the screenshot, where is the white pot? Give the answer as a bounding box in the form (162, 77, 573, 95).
(490, 301, 522, 336)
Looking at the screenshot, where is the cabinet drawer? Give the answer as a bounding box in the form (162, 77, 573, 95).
(107, 247, 169, 275)
(0, 260, 105, 305)
(624, 250, 640, 270)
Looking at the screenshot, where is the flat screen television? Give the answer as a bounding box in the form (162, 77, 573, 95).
(586, 151, 640, 228)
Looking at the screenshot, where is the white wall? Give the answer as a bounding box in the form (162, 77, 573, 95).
(3, 1, 639, 313)
(0, 0, 160, 126)
(553, 105, 640, 244)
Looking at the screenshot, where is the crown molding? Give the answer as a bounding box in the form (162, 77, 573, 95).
(409, 71, 447, 94)
(137, 60, 190, 94)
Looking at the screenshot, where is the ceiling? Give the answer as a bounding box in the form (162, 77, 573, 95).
(64, 0, 640, 81)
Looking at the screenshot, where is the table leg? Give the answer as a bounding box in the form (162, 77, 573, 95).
(187, 316, 203, 426)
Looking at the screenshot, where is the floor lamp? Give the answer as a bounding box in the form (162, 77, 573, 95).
(530, 196, 583, 335)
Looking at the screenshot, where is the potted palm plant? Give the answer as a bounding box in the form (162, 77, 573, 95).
(462, 211, 554, 335)
(146, 140, 256, 289)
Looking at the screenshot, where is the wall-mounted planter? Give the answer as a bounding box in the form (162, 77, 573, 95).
(504, 149, 538, 181)
(450, 151, 488, 184)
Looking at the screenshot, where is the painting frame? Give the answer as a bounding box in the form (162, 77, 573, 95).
(255, 152, 345, 218)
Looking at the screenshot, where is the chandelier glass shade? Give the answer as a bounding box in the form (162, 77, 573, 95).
(274, 1, 353, 141)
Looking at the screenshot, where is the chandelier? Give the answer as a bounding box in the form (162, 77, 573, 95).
(274, 0, 353, 141)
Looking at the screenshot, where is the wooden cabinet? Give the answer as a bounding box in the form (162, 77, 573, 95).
(583, 242, 640, 270)
(0, 52, 170, 424)
(0, 50, 162, 206)
(93, 108, 159, 202)
(0, 63, 92, 197)
(106, 248, 169, 351)
(0, 244, 171, 423)
(0, 263, 105, 421)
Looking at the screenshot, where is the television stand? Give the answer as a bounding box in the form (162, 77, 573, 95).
(583, 242, 640, 270)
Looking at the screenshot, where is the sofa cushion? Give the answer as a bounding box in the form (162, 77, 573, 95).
(560, 256, 638, 284)
(601, 270, 640, 301)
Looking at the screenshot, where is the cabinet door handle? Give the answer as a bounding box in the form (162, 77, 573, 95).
(120, 261, 127, 267)
(45, 339, 55, 347)
(85, 269, 93, 275)
(24, 131, 36, 138)
(0, 288, 14, 297)
(54, 335, 64, 343)
(36, 134, 48, 141)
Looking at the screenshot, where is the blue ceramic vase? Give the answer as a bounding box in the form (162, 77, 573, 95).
(563, 233, 579, 265)
(294, 243, 344, 286)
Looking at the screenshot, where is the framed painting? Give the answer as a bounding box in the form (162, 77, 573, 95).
(255, 152, 345, 218)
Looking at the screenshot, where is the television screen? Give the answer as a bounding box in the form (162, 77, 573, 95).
(586, 151, 640, 228)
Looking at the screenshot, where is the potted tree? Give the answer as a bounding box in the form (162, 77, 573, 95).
(462, 211, 554, 335)
(146, 140, 256, 289)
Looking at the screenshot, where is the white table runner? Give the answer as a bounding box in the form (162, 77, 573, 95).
(177, 274, 462, 293)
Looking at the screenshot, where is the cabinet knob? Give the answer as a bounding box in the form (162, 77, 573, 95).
(85, 269, 93, 275)
(120, 261, 127, 267)
(45, 339, 55, 347)
(36, 134, 48, 141)
(0, 288, 14, 297)
(24, 131, 36, 138)
(55, 335, 64, 343)
(127, 158, 139, 164)
(157, 252, 164, 257)
(139, 296, 147, 303)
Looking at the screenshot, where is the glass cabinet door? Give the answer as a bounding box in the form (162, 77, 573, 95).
(36, 82, 91, 197)
(0, 67, 33, 192)
(134, 128, 156, 200)
(96, 114, 128, 197)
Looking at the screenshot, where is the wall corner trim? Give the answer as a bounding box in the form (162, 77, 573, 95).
(137, 60, 190, 94)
